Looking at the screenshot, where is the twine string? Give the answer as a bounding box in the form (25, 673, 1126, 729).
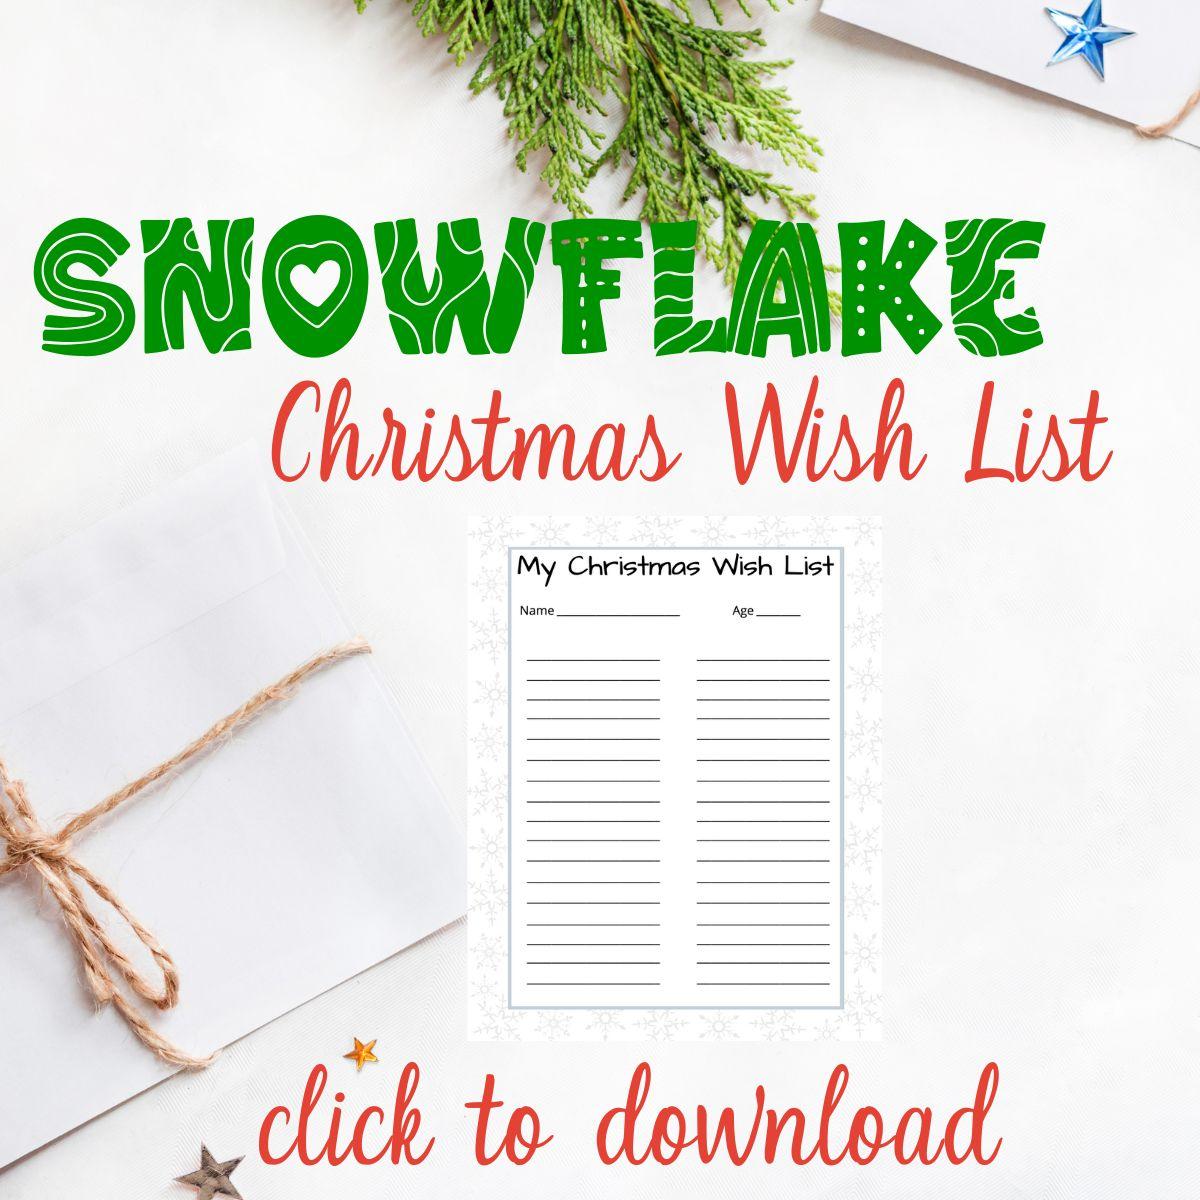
(1136, 87, 1200, 139)
(0, 637, 371, 1070)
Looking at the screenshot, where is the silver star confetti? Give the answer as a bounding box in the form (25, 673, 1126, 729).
(175, 1145, 244, 1200)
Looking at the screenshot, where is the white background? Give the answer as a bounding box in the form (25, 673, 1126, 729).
(1, 0, 1198, 1197)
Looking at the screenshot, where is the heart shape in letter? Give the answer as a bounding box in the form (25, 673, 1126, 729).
(275, 242, 355, 329)
(290, 260, 342, 310)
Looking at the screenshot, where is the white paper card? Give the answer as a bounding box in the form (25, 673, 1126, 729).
(0, 447, 465, 1168)
(821, 0, 1200, 147)
(468, 517, 882, 1042)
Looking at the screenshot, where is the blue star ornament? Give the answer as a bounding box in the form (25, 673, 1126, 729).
(1045, 1, 1135, 80)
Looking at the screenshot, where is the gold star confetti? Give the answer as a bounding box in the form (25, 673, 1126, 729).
(344, 1037, 378, 1071)
(175, 1145, 243, 1200)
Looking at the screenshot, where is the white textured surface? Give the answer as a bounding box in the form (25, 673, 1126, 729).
(1, 0, 1198, 1196)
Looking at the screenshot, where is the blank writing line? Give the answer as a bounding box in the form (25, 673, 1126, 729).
(697, 801, 829, 807)
(698, 880, 830, 885)
(556, 613, 680, 619)
(697, 961, 830, 966)
(528, 880, 663, 885)
(698, 942, 830, 947)
(698, 858, 829, 864)
(528, 961, 661, 966)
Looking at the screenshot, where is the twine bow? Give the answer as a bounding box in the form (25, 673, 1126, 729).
(0, 637, 371, 1070)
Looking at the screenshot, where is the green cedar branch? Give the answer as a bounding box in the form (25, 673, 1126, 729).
(356, 0, 823, 283)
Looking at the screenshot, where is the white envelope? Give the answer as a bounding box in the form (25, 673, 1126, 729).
(821, 0, 1200, 147)
(0, 446, 465, 1168)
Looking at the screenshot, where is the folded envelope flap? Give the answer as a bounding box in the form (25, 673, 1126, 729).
(0, 446, 287, 727)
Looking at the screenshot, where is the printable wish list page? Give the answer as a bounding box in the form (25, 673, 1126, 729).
(506, 545, 844, 1012)
(469, 517, 881, 1042)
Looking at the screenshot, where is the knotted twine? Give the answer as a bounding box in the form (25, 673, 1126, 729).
(0, 637, 371, 1069)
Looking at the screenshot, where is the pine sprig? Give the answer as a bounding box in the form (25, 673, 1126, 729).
(356, 0, 822, 281)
